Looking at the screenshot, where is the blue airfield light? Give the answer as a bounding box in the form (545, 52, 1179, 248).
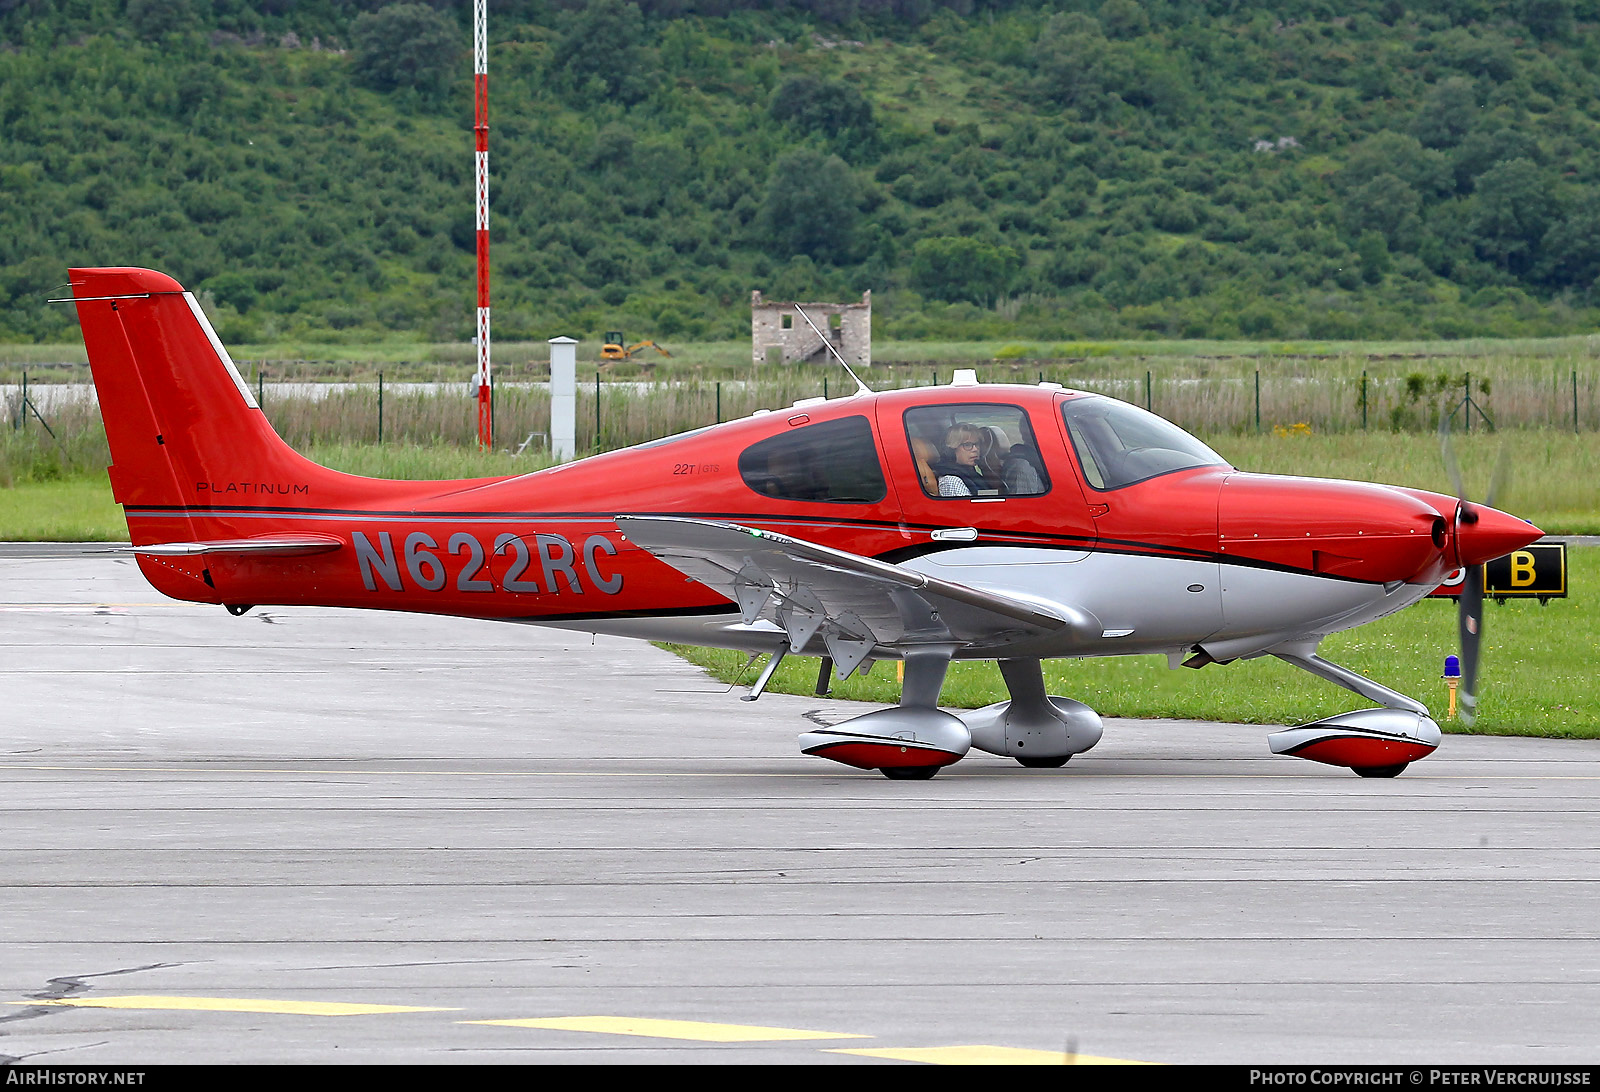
(1444, 655, 1461, 680)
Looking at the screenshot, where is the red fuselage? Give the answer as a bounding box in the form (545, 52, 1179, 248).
(122, 385, 1526, 620)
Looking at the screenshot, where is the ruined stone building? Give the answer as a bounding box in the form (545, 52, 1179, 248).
(750, 291, 871, 367)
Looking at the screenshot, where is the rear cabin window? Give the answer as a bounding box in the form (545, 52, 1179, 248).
(738, 415, 887, 503)
(903, 404, 1050, 499)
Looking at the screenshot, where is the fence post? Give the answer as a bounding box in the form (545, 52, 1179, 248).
(595, 371, 601, 452)
(1464, 373, 1471, 434)
(1254, 370, 1260, 432)
(1575, 370, 1580, 434)
(716, 382, 722, 424)
(1146, 370, 1152, 412)
(1361, 370, 1367, 430)
(377, 372, 384, 443)
(17, 370, 24, 430)
(823, 376, 828, 400)
(258, 370, 264, 408)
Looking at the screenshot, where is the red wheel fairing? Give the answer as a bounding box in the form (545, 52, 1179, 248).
(1281, 735, 1438, 770)
(801, 740, 964, 771)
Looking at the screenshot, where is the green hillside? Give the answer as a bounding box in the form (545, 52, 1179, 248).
(6, 0, 1600, 345)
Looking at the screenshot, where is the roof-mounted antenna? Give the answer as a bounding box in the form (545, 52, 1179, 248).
(792, 304, 872, 396)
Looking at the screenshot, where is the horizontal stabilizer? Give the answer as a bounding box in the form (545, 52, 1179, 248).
(124, 534, 344, 558)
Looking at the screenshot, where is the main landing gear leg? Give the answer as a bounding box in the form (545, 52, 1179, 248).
(878, 650, 959, 780)
(797, 645, 971, 779)
(1268, 646, 1441, 777)
(962, 658, 1104, 768)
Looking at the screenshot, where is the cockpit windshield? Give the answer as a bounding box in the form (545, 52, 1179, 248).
(1060, 396, 1230, 491)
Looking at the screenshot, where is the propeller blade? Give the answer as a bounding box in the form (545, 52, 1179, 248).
(1456, 551, 1484, 727)
(1439, 413, 1467, 509)
(1440, 410, 1495, 726)
(1484, 443, 1512, 510)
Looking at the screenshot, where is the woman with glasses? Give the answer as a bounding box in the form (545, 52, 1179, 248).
(932, 422, 996, 497)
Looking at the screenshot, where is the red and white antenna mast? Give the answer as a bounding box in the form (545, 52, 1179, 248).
(473, 0, 491, 448)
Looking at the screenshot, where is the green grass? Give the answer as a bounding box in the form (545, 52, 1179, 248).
(0, 478, 127, 541)
(668, 548, 1600, 738)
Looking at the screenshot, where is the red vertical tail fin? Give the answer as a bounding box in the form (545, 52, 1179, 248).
(71, 267, 373, 603)
(72, 267, 516, 608)
(70, 266, 331, 511)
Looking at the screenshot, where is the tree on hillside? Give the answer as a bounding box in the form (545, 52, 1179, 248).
(1451, 127, 1542, 193)
(1523, 0, 1575, 39)
(351, 4, 459, 96)
(1356, 231, 1391, 285)
(1098, 0, 1149, 39)
(760, 151, 860, 264)
(1337, 132, 1452, 199)
(1538, 206, 1600, 291)
(911, 236, 1020, 307)
(549, 0, 660, 105)
(1033, 13, 1115, 117)
(1343, 174, 1422, 251)
(1413, 77, 1478, 149)
(770, 76, 875, 142)
(127, 0, 196, 41)
(1470, 158, 1559, 276)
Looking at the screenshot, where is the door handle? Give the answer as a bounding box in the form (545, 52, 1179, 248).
(930, 527, 978, 542)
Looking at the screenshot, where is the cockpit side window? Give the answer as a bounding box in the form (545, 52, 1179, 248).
(903, 404, 1050, 499)
(737, 415, 886, 503)
(1060, 396, 1229, 491)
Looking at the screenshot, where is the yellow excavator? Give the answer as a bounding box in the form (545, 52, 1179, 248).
(601, 331, 673, 361)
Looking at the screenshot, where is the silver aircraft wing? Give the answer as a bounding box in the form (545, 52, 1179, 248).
(615, 515, 1091, 676)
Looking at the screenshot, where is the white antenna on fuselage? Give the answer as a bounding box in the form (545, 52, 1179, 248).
(792, 304, 872, 395)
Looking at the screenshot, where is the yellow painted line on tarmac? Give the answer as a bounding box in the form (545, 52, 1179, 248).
(466, 1015, 868, 1042)
(14, 996, 458, 1016)
(830, 1045, 1153, 1065)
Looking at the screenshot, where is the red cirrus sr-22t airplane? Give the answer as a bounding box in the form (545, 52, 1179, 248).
(68, 267, 1541, 780)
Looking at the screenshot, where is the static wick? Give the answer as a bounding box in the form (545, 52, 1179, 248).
(791, 304, 871, 396)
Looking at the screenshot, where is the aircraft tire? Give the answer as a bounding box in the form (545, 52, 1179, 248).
(1016, 755, 1070, 768)
(880, 765, 942, 781)
(1353, 763, 1409, 778)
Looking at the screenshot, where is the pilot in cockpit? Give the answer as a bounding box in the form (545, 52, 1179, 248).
(931, 423, 996, 497)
